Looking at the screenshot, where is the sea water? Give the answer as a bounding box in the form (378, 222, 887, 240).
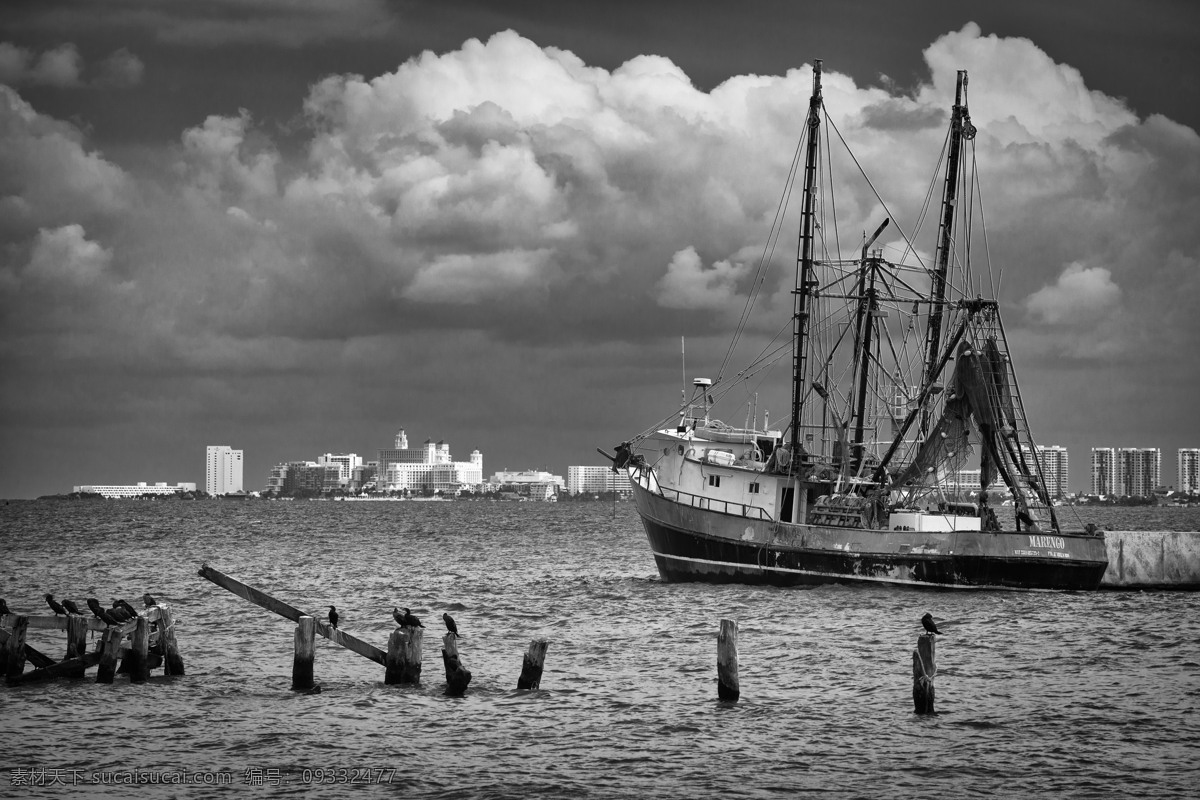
(1, 500, 1197, 798)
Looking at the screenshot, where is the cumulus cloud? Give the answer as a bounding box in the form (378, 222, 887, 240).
(1024, 262, 1122, 325)
(95, 48, 144, 88)
(656, 246, 749, 310)
(0, 85, 130, 238)
(0, 41, 144, 89)
(0, 42, 82, 87)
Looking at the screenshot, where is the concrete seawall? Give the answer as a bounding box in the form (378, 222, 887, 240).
(1100, 530, 1200, 589)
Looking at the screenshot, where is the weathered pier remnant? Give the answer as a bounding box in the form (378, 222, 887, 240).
(293, 616, 316, 691)
(1, 602, 177, 685)
(385, 627, 422, 685)
(717, 619, 739, 702)
(912, 633, 936, 714)
(158, 604, 185, 676)
(441, 633, 471, 696)
(198, 563, 395, 690)
(65, 615, 88, 679)
(516, 639, 549, 690)
(127, 617, 151, 684)
(3, 615, 28, 680)
(95, 626, 124, 684)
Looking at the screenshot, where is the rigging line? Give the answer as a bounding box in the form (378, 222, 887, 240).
(905, 127, 952, 265)
(824, 114, 930, 276)
(718, 125, 807, 382)
(970, 147, 999, 300)
(823, 110, 843, 267)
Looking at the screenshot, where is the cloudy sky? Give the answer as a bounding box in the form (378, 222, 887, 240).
(2, 0, 1198, 498)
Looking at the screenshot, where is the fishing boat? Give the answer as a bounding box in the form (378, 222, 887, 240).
(607, 62, 1108, 590)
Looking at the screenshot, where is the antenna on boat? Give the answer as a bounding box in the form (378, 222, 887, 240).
(681, 336, 686, 406)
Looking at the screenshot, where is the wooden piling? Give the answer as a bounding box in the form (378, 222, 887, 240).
(441, 633, 472, 697)
(3, 615, 28, 680)
(65, 615, 88, 679)
(96, 627, 123, 684)
(127, 617, 150, 683)
(292, 615, 316, 691)
(912, 633, 936, 714)
(385, 627, 423, 685)
(717, 618, 739, 702)
(157, 605, 185, 675)
(516, 639, 549, 690)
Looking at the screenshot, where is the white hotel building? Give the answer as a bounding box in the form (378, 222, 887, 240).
(376, 429, 482, 493)
(206, 445, 244, 495)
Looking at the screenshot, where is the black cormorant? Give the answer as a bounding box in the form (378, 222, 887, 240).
(328, 606, 339, 629)
(443, 612, 459, 638)
(45, 593, 67, 616)
(921, 612, 942, 635)
(62, 599, 83, 615)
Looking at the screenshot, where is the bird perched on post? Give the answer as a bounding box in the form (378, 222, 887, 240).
(328, 606, 339, 629)
(921, 612, 942, 635)
(443, 612, 460, 639)
(110, 600, 137, 622)
(0, 598, 11, 616)
(115, 599, 139, 619)
(142, 593, 157, 608)
(45, 593, 67, 616)
(62, 599, 83, 615)
(86, 598, 120, 626)
(401, 608, 424, 629)
(392, 606, 405, 627)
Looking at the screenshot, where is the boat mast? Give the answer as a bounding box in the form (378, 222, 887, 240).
(919, 70, 970, 436)
(852, 219, 888, 471)
(790, 60, 823, 464)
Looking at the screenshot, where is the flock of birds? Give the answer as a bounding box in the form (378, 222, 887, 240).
(0, 593, 158, 625)
(321, 604, 461, 638)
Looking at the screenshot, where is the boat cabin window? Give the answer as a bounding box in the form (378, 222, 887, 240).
(708, 475, 721, 487)
(748, 482, 760, 494)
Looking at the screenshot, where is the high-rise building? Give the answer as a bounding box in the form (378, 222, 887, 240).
(1091, 448, 1116, 495)
(1036, 445, 1069, 498)
(567, 465, 632, 496)
(206, 445, 244, 495)
(317, 453, 362, 483)
(1091, 447, 1160, 497)
(1178, 448, 1200, 493)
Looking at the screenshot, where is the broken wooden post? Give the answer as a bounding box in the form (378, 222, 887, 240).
(441, 632, 471, 697)
(127, 616, 150, 683)
(385, 627, 422, 685)
(96, 627, 123, 684)
(293, 615, 316, 691)
(912, 633, 936, 714)
(157, 604, 185, 675)
(3, 615, 28, 680)
(65, 615, 88, 679)
(717, 618, 739, 702)
(516, 639, 549, 690)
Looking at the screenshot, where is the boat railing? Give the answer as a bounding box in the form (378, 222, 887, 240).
(632, 468, 773, 521)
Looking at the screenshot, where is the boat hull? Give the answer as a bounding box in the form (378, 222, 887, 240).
(632, 477, 1107, 590)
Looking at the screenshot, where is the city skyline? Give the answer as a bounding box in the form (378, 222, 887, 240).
(2, 2, 1198, 499)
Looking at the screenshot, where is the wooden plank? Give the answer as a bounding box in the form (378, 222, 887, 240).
(197, 563, 385, 665)
(157, 605, 185, 676)
(0, 626, 56, 670)
(7, 652, 102, 685)
(96, 627, 123, 684)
